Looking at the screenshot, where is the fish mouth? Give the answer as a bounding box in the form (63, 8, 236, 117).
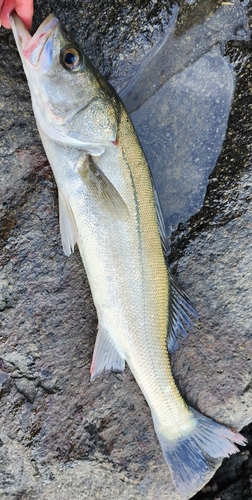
(10, 13, 59, 66)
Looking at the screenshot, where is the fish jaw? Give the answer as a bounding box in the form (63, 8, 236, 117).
(10, 13, 32, 58)
(10, 13, 59, 69)
(23, 15, 59, 67)
(10, 13, 60, 130)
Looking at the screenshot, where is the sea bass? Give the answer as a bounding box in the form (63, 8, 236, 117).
(11, 13, 246, 498)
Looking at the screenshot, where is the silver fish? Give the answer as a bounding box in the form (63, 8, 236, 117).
(11, 13, 246, 498)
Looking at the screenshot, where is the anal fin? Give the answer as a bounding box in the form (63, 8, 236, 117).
(90, 326, 125, 381)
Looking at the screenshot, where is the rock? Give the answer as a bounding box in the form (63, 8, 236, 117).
(14, 378, 37, 403)
(0, 1, 251, 499)
(0, 435, 37, 498)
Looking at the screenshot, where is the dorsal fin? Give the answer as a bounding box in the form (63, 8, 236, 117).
(151, 176, 198, 352)
(153, 183, 170, 257)
(168, 273, 198, 353)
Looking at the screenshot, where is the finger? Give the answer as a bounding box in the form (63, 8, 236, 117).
(15, 0, 34, 29)
(0, 0, 4, 26)
(1, 0, 33, 29)
(0, 0, 5, 13)
(0, 0, 15, 28)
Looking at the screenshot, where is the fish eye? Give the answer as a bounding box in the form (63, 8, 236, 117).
(61, 47, 82, 71)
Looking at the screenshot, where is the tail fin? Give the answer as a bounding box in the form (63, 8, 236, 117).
(152, 408, 247, 499)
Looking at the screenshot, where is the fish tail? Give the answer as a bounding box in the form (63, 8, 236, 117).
(152, 407, 247, 499)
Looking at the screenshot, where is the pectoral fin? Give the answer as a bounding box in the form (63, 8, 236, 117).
(90, 326, 125, 381)
(58, 188, 78, 256)
(78, 155, 129, 220)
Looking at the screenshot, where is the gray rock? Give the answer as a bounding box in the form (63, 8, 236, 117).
(0, 1, 251, 499)
(0, 435, 37, 498)
(14, 377, 37, 403)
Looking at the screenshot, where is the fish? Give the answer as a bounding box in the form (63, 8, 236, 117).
(11, 13, 246, 499)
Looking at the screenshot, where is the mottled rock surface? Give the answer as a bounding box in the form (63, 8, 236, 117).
(0, 1, 251, 499)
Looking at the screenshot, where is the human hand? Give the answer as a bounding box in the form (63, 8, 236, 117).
(0, 0, 33, 29)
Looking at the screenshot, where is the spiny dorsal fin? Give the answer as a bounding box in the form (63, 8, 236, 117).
(167, 272, 198, 353)
(153, 185, 170, 256)
(78, 155, 129, 221)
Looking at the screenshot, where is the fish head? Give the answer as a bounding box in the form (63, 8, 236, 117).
(10, 13, 119, 150)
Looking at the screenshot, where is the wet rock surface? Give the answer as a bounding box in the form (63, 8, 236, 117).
(0, 1, 251, 499)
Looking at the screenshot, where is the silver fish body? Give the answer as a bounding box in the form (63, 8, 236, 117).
(11, 13, 246, 499)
